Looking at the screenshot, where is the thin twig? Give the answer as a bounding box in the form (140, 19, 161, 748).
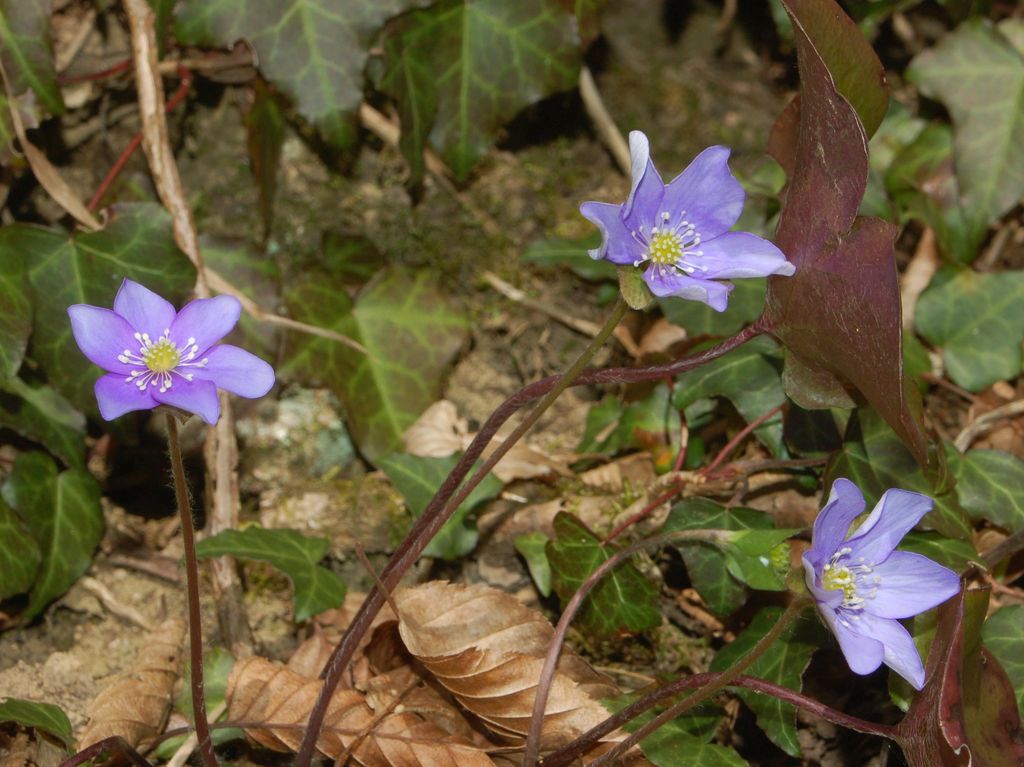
(982, 526, 1024, 570)
(78, 576, 155, 631)
(954, 398, 1024, 452)
(482, 271, 602, 336)
(57, 737, 154, 767)
(578, 66, 630, 176)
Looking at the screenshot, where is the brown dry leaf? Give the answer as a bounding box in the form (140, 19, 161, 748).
(226, 657, 497, 767)
(635, 318, 687, 357)
(393, 582, 645, 759)
(404, 401, 573, 482)
(0, 732, 64, 767)
(578, 454, 657, 493)
(77, 618, 185, 751)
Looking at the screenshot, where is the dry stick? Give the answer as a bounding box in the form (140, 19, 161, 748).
(521, 529, 732, 767)
(556, 599, 810, 767)
(982, 526, 1024, 570)
(295, 318, 767, 767)
(482, 270, 603, 337)
(123, 0, 254, 659)
(953, 398, 1024, 452)
(578, 66, 630, 176)
(165, 415, 218, 767)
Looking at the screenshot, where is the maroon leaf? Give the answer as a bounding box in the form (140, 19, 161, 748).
(761, 0, 928, 465)
(895, 586, 1024, 767)
(766, 0, 889, 173)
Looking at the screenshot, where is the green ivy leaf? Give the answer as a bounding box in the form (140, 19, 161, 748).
(5, 204, 196, 413)
(885, 123, 986, 263)
(952, 448, 1024, 532)
(908, 19, 1024, 232)
(547, 512, 661, 637)
(603, 695, 744, 767)
(0, 498, 41, 601)
(378, 452, 502, 560)
(196, 527, 346, 622)
(0, 378, 86, 469)
(673, 336, 786, 456)
(898, 532, 977, 575)
(664, 499, 785, 616)
(1, 452, 102, 619)
(0, 699, 74, 750)
(514, 532, 552, 597)
(0, 0, 63, 115)
(375, 0, 582, 181)
(522, 233, 613, 282)
(659, 279, 766, 339)
(175, 0, 429, 148)
(0, 244, 30, 380)
(826, 408, 972, 541)
(983, 606, 1024, 717)
(281, 268, 468, 462)
(915, 268, 1024, 392)
(710, 607, 823, 757)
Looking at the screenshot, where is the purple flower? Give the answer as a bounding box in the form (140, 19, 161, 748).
(803, 479, 960, 690)
(68, 279, 275, 425)
(580, 131, 795, 311)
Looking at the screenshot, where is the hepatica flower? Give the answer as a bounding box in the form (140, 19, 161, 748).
(68, 279, 274, 425)
(581, 131, 795, 311)
(803, 479, 960, 690)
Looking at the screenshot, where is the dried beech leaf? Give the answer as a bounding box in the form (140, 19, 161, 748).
(77, 618, 185, 751)
(394, 581, 645, 759)
(226, 656, 496, 767)
(405, 401, 573, 482)
(405, 400, 470, 458)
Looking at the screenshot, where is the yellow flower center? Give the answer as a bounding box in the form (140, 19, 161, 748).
(821, 565, 858, 603)
(142, 337, 181, 373)
(647, 230, 684, 265)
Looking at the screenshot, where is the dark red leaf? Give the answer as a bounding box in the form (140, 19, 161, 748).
(895, 586, 1024, 767)
(761, 0, 928, 466)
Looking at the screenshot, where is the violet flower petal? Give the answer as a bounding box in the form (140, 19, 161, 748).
(847, 489, 933, 564)
(192, 344, 275, 398)
(153, 376, 221, 425)
(622, 131, 665, 231)
(94, 372, 159, 420)
(68, 305, 139, 374)
(822, 608, 885, 675)
(113, 279, 176, 340)
(853, 612, 927, 690)
(661, 145, 745, 240)
(579, 201, 644, 264)
(169, 294, 242, 352)
(693, 232, 797, 279)
(810, 479, 867, 564)
(867, 551, 960, 620)
(643, 267, 733, 311)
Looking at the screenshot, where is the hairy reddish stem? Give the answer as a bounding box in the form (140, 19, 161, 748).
(294, 320, 765, 767)
(166, 414, 218, 767)
(542, 671, 896, 767)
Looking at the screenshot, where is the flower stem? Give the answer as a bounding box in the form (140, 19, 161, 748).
(165, 413, 218, 767)
(295, 314, 765, 767)
(546, 597, 811, 767)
